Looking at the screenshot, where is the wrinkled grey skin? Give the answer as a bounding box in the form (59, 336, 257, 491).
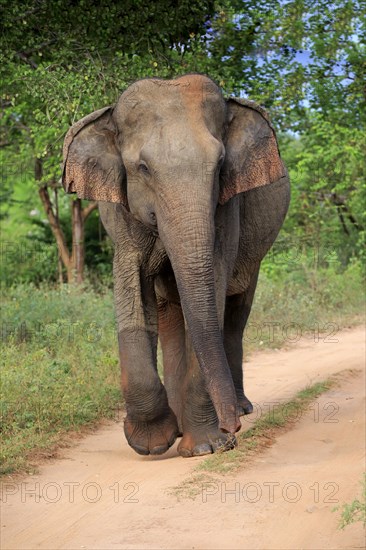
(63, 74, 290, 458)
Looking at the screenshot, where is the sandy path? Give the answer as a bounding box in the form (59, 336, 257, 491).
(1, 326, 365, 550)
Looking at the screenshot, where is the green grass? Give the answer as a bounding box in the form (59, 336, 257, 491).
(167, 473, 217, 501)
(170, 374, 344, 498)
(195, 378, 337, 475)
(0, 284, 122, 475)
(333, 473, 366, 530)
(0, 258, 364, 476)
(246, 258, 365, 352)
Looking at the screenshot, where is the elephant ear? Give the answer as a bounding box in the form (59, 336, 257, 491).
(62, 106, 128, 207)
(219, 98, 286, 205)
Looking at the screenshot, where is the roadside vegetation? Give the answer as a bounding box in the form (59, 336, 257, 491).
(1, 262, 364, 476)
(1, 1, 365, 476)
(334, 474, 366, 530)
(0, 285, 120, 475)
(169, 373, 347, 499)
(196, 377, 338, 475)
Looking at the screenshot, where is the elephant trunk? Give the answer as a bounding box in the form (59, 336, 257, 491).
(157, 200, 241, 434)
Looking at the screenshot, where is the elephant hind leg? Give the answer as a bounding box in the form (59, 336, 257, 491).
(158, 300, 227, 457)
(224, 266, 260, 416)
(157, 297, 186, 435)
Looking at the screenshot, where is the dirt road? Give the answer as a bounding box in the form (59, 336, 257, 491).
(1, 326, 365, 550)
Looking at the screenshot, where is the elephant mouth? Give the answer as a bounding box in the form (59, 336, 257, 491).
(136, 216, 159, 237)
(145, 215, 159, 237)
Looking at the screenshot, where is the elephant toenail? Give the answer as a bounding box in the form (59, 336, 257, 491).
(131, 444, 150, 456)
(178, 447, 193, 458)
(192, 443, 213, 456)
(150, 444, 169, 455)
(238, 400, 254, 416)
(243, 402, 253, 414)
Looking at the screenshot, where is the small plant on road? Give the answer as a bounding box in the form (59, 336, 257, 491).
(333, 473, 366, 529)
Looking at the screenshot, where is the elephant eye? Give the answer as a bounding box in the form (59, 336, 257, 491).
(138, 162, 150, 175)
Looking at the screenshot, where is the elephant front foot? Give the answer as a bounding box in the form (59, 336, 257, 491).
(178, 428, 237, 458)
(124, 408, 179, 456)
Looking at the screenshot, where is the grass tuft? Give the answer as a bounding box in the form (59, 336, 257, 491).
(170, 374, 347, 498)
(167, 473, 216, 501)
(170, 376, 348, 499)
(196, 376, 337, 475)
(333, 473, 366, 530)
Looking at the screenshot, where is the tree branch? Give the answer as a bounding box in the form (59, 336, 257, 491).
(82, 201, 98, 221)
(38, 185, 71, 268)
(35, 159, 71, 269)
(316, 191, 364, 233)
(16, 52, 38, 69)
(336, 206, 350, 236)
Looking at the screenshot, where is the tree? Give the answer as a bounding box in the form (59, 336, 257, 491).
(193, 0, 365, 261)
(1, 0, 216, 283)
(1, 0, 365, 284)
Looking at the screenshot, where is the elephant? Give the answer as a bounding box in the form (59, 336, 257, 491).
(62, 74, 290, 458)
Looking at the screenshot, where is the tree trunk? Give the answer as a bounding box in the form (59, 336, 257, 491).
(54, 187, 64, 284)
(38, 185, 72, 276)
(70, 199, 84, 284)
(36, 157, 98, 284)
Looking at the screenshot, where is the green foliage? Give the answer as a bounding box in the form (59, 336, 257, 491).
(277, 124, 365, 269)
(184, 0, 365, 127)
(0, 189, 113, 287)
(1, 1, 215, 62)
(0, 238, 58, 287)
(334, 474, 366, 529)
(175, 375, 336, 480)
(0, 284, 120, 475)
(1, 259, 364, 475)
(246, 257, 364, 352)
(1, 0, 365, 285)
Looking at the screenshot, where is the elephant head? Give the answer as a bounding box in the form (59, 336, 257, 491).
(63, 74, 285, 434)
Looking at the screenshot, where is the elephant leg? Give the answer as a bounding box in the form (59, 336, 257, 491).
(157, 297, 186, 435)
(106, 213, 179, 456)
(177, 333, 237, 457)
(224, 266, 260, 416)
(118, 328, 179, 456)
